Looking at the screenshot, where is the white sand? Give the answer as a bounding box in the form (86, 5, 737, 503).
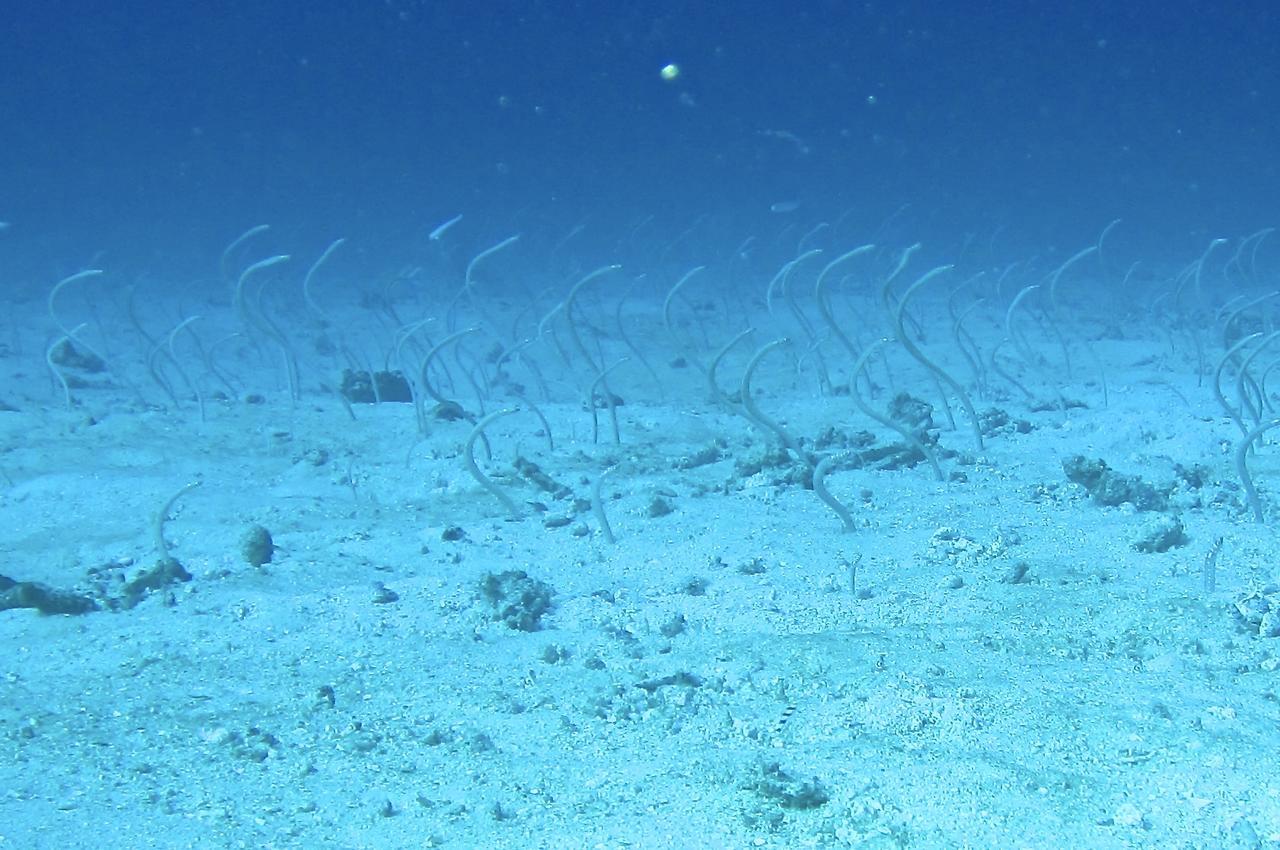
(2, 248, 1278, 849)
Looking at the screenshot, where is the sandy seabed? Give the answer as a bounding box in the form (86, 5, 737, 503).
(2, 241, 1279, 850)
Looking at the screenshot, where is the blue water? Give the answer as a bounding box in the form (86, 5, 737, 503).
(4, 1, 1276, 271)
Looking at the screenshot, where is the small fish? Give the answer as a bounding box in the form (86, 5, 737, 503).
(428, 213, 463, 241)
(770, 201, 800, 214)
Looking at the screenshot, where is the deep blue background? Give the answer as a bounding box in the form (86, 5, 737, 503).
(2, 0, 1277, 275)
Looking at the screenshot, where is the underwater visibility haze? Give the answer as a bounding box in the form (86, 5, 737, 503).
(2, 1, 1280, 847)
